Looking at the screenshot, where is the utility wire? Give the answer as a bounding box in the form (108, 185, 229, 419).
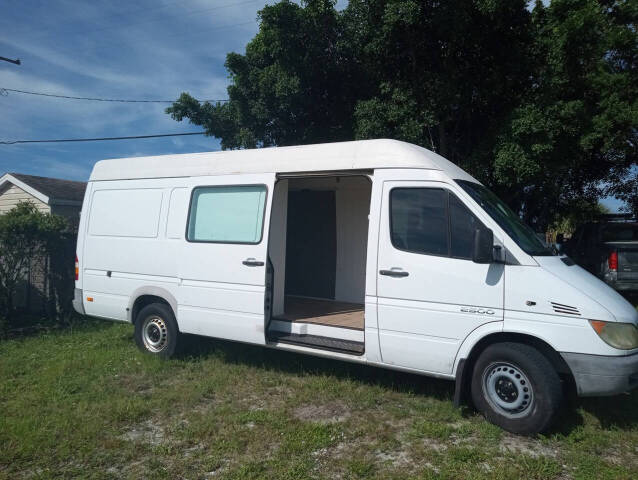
(0, 132, 206, 145)
(0, 55, 21, 65)
(0, 87, 228, 103)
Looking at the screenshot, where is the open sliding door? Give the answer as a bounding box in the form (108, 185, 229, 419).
(178, 173, 276, 345)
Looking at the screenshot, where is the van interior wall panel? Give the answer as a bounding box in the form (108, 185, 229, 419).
(285, 189, 337, 299)
(334, 179, 371, 303)
(269, 180, 288, 317)
(275, 176, 371, 305)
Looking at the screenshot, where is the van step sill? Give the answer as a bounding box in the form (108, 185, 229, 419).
(268, 331, 364, 355)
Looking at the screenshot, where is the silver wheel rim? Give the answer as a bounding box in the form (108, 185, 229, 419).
(142, 315, 168, 353)
(482, 362, 534, 419)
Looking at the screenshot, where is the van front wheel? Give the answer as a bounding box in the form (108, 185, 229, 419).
(134, 303, 179, 358)
(471, 342, 562, 435)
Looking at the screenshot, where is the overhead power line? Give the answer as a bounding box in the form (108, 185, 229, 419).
(0, 55, 21, 65)
(0, 87, 228, 103)
(0, 132, 206, 145)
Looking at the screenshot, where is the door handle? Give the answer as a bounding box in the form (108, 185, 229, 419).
(242, 258, 264, 267)
(379, 269, 409, 278)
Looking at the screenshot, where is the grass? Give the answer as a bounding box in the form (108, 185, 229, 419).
(1, 320, 638, 479)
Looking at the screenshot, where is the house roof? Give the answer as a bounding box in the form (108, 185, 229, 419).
(89, 139, 478, 183)
(0, 172, 86, 206)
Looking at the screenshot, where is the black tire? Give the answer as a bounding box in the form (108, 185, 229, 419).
(134, 303, 180, 358)
(471, 342, 562, 435)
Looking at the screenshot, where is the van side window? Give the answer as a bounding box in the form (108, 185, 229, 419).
(187, 185, 267, 243)
(390, 188, 448, 255)
(390, 188, 484, 259)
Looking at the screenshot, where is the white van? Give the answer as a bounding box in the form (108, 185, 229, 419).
(74, 139, 638, 434)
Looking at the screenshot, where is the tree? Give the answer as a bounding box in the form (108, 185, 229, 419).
(493, 0, 638, 227)
(167, 0, 637, 228)
(0, 202, 68, 331)
(168, 0, 361, 149)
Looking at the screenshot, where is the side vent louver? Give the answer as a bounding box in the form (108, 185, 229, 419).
(551, 302, 581, 316)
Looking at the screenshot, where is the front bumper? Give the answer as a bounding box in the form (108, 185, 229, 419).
(561, 351, 638, 396)
(72, 288, 85, 315)
(611, 281, 638, 292)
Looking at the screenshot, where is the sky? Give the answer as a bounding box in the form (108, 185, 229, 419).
(0, 0, 624, 211)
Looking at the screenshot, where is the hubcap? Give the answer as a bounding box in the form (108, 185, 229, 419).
(142, 315, 168, 353)
(482, 362, 534, 419)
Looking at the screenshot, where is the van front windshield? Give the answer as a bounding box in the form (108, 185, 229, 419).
(455, 180, 552, 256)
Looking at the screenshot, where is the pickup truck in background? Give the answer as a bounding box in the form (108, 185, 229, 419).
(563, 215, 638, 293)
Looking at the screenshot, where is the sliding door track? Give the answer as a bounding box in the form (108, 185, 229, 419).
(268, 331, 364, 355)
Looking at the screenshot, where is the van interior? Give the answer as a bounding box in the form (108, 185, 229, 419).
(267, 175, 371, 354)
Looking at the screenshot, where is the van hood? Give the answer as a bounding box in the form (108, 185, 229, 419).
(535, 256, 638, 325)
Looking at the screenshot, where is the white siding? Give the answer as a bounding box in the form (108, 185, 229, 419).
(0, 184, 50, 214)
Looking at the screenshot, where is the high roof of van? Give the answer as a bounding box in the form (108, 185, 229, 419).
(89, 139, 478, 182)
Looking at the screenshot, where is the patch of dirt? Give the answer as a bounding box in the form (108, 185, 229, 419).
(499, 434, 558, 458)
(293, 403, 351, 424)
(121, 420, 166, 446)
(375, 449, 412, 468)
(602, 446, 638, 469)
(233, 385, 293, 412)
(422, 438, 449, 451)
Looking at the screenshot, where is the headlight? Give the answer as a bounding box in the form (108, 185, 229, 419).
(589, 320, 638, 350)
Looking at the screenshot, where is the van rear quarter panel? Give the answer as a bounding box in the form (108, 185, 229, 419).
(81, 179, 186, 321)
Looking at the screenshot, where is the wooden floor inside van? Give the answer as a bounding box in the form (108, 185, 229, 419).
(275, 296, 364, 330)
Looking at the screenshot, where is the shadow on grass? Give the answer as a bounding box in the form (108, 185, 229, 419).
(180, 333, 455, 403)
(578, 390, 638, 430)
(180, 334, 638, 433)
(547, 389, 638, 435)
(3, 314, 112, 341)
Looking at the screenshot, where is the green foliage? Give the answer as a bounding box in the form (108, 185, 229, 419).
(167, 0, 637, 229)
(0, 201, 69, 331)
(494, 0, 638, 226)
(548, 201, 609, 241)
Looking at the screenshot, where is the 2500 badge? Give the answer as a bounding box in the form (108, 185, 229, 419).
(460, 307, 495, 315)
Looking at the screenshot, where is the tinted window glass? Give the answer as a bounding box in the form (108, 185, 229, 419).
(450, 194, 482, 259)
(455, 180, 552, 256)
(187, 185, 266, 243)
(602, 225, 638, 242)
(390, 188, 448, 256)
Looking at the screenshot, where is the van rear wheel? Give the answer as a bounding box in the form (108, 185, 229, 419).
(471, 342, 562, 435)
(134, 303, 179, 358)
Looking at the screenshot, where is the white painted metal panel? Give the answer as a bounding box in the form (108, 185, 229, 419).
(376, 179, 505, 374)
(89, 139, 478, 184)
(89, 188, 163, 238)
(177, 173, 276, 344)
(166, 188, 188, 239)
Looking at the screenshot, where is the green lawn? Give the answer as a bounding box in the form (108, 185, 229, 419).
(1, 321, 637, 480)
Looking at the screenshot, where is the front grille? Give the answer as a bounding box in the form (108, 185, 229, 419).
(551, 302, 581, 316)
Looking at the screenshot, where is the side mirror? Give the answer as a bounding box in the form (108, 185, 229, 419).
(472, 227, 494, 264)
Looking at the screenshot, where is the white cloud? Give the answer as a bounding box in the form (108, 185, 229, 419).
(0, 0, 272, 179)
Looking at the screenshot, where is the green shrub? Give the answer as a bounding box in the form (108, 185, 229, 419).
(0, 201, 70, 332)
